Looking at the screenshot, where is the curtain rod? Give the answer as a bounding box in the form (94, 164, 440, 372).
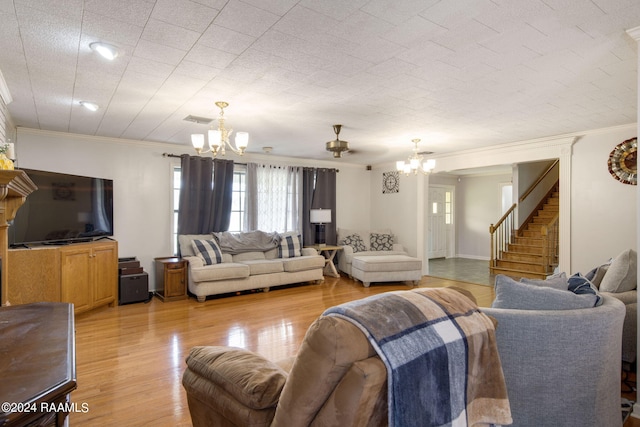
(162, 153, 247, 166)
(162, 153, 339, 172)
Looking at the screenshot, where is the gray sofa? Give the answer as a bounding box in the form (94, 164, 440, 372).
(585, 248, 637, 367)
(179, 233, 325, 302)
(483, 287, 625, 426)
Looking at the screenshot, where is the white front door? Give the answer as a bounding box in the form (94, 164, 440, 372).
(428, 186, 453, 259)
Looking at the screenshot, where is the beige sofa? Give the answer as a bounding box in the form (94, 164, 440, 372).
(179, 233, 325, 302)
(336, 228, 409, 277)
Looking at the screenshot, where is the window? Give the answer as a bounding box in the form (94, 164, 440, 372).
(445, 191, 452, 225)
(171, 165, 247, 255)
(228, 167, 246, 233)
(172, 167, 181, 255)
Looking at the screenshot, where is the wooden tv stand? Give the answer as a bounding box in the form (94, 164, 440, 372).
(7, 240, 118, 314)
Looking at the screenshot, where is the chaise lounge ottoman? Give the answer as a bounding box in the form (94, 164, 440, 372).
(351, 254, 422, 287)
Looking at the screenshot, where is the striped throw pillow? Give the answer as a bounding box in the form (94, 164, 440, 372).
(191, 239, 223, 265)
(279, 232, 302, 258)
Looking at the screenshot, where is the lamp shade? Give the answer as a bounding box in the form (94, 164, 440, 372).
(310, 209, 331, 224)
(191, 134, 205, 150)
(235, 132, 249, 149)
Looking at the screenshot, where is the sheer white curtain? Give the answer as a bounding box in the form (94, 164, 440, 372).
(244, 163, 303, 233)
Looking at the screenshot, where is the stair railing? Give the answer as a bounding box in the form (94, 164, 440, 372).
(540, 213, 559, 273)
(519, 159, 559, 203)
(489, 203, 517, 271)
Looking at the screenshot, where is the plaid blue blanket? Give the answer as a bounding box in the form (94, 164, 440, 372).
(324, 287, 512, 427)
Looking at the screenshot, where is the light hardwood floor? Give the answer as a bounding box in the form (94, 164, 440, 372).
(68, 275, 634, 426)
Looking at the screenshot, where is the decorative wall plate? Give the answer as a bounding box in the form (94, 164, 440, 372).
(608, 137, 637, 185)
(383, 171, 399, 194)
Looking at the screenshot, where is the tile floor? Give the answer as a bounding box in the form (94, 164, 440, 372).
(427, 257, 495, 286)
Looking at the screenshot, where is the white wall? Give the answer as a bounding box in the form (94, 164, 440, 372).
(571, 126, 637, 273)
(14, 122, 639, 286)
(15, 128, 370, 289)
(456, 173, 512, 259)
(368, 124, 637, 275)
(369, 164, 421, 257)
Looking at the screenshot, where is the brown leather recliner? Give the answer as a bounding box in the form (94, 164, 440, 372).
(182, 314, 388, 427)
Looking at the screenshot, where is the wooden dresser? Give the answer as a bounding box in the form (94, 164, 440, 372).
(0, 302, 76, 426)
(7, 240, 119, 314)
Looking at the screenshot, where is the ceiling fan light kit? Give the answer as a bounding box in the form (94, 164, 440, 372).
(396, 138, 436, 176)
(191, 101, 249, 157)
(89, 42, 119, 61)
(79, 101, 99, 112)
(326, 124, 350, 158)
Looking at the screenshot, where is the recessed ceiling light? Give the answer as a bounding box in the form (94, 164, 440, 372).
(79, 101, 99, 112)
(89, 42, 119, 60)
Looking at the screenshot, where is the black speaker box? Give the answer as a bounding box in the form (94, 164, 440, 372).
(119, 272, 149, 305)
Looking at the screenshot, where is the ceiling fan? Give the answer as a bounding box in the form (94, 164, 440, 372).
(325, 124, 350, 158)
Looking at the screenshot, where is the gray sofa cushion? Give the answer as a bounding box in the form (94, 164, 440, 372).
(599, 249, 637, 293)
(492, 274, 598, 310)
(242, 260, 284, 276)
(190, 263, 250, 282)
(520, 272, 568, 290)
(282, 255, 325, 272)
(233, 251, 266, 262)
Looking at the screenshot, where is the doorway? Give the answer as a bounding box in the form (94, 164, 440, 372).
(428, 185, 455, 259)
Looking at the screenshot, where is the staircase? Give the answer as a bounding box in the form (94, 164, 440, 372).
(490, 186, 560, 280)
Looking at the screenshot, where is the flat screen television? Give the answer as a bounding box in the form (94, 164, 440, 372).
(9, 168, 114, 247)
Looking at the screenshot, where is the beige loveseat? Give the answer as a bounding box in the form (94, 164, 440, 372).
(336, 228, 409, 277)
(179, 232, 325, 302)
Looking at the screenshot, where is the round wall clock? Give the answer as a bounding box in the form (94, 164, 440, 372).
(608, 137, 637, 185)
(383, 171, 399, 194)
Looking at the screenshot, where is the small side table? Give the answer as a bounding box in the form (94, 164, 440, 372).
(307, 245, 343, 278)
(154, 257, 188, 302)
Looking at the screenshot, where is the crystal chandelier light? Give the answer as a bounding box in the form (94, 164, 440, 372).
(191, 101, 249, 157)
(395, 138, 436, 176)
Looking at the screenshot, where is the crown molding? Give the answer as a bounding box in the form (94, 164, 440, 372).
(626, 25, 640, 42)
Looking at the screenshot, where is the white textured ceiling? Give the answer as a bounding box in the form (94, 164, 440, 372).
(0, 0, 637, 165)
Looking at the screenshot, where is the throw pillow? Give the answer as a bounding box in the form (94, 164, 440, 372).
(520, 272, 568, 290)
(567, 273, 602, 306)
(370, 233, 393, 251)
(598, 249, 637, 293)
(585, 263, 610, 289)
(191, 239, 223, 265)
(279, 232, 302, 258)
(340, 234, 366, 252)
(492, 274, 598, 310)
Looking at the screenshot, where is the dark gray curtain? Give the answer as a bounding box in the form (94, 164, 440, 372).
(211, 158, 235, 232)
(177, 155, 214, 235)
(312, 169, 337, 245)
(302, 167, 337, 246)
(177, 155, 235, 238)
(302, 168, 316, 246)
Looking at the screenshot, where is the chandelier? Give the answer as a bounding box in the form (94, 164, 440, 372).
(396, 138, 436, 176)
(191, 101, 248, 157)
